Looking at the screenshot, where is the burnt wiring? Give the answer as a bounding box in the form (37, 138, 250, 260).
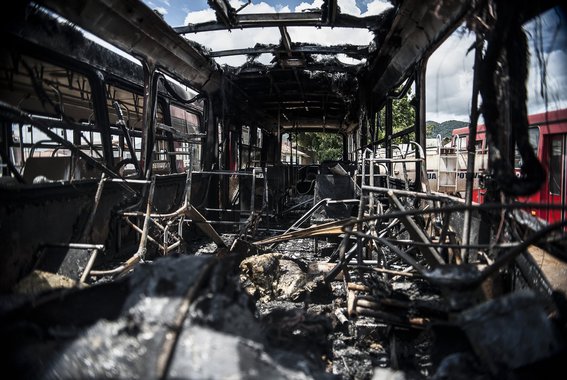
(478, 0, 545, 196)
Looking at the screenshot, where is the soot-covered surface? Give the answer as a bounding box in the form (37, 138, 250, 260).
(1, 225, 565, 379)
(243, 236, 444, 380)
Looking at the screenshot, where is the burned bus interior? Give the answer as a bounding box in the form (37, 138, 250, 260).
(1, 0, 567, 379)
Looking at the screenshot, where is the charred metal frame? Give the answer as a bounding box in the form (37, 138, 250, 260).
(209, 44, 369, 58)
(174, 12, 382, 34)
(38, 0, 221, 92)
(0, 3, 227, 291)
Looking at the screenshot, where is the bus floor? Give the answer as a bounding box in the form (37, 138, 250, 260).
(528, 245, 567, 297)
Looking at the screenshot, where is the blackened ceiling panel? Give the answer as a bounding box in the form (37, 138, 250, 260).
(38, 0, 222, 93)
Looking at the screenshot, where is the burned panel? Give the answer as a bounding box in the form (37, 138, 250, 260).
(0, 182, 122, 292)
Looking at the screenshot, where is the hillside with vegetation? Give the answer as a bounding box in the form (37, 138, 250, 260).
(426, 120, 468, 139)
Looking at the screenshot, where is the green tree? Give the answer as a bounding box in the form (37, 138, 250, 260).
(426, 121, 438, 137)
(376, 89, 416, 144)
(296, 132, 342, 163)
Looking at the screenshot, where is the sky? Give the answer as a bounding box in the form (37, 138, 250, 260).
(142, 0, 567, 123)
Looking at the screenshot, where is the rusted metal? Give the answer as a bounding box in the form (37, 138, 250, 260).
(387, 191, 445, 267)
(186, 207, 227, 248)
(90, 177, 157, 276)
(352, 265, 419, 278)
(254, 218, 353, 246)
(79, 248, 99, 284)
(123, 217, 166, 251)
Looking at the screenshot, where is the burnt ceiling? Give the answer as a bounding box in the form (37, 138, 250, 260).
(35, 0, 475, 132)
(175, 0, 472, 132)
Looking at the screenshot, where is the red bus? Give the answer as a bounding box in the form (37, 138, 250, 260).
(451, 108, 567, 225)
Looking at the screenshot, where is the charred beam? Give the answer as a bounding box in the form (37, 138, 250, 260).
(368, 0, 469, 97)
(175, 12, 382, 33)
(279, 26, 293, 57)
(38, 0, 221, 92)
(266, 72, 281, 98)
(210, 47, 274, 57)
(208, 0, 236, 28)
(209, 44, 369, 58)
(292, 68, 309, 111)
(323, 0, 339, 26)
(231, 62, 361, 74)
